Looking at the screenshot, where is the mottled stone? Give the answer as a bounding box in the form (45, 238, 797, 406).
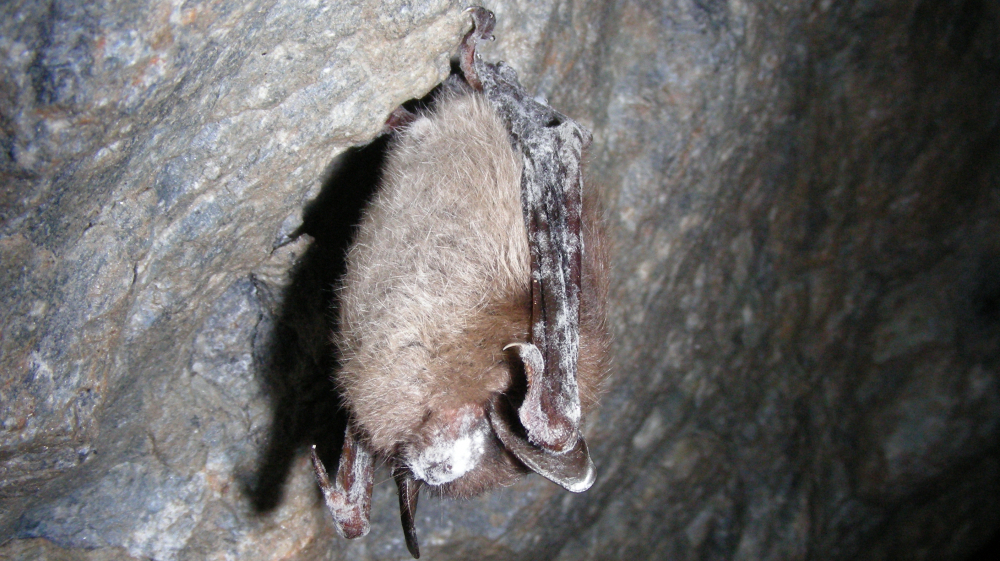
(2, 0, 999, 560)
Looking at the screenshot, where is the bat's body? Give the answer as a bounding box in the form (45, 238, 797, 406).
(338, 88, 609, 498)
(338, 89, 530, 497)
(311, 8, 610, 557)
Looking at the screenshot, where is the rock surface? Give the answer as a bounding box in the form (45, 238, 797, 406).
(2, 0, 998, 560)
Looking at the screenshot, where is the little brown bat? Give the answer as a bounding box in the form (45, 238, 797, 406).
(310, 8, 611, 558)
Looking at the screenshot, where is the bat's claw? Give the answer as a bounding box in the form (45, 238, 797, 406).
(383, 106, 417, 134)
(459, 7, 495, 91)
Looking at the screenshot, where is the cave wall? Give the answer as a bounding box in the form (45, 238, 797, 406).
(2, 0, 999, 559)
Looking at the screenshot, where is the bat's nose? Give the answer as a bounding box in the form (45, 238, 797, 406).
(406, 404, 490, 486)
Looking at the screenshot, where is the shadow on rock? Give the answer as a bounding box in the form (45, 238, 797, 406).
(246, 136, 390, 513)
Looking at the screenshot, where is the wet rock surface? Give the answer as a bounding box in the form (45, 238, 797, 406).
(2, 0, 998, 559)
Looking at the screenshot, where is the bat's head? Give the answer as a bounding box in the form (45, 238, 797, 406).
(398, 399, 526, 498)
(379, 303, 535, 498)
(383, 290, 607, 498)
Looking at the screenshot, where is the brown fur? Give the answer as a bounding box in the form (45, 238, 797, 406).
(336, 88, 611, 497)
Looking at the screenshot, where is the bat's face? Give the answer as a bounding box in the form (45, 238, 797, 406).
(399, 398, 526, 498)
(395, 369, 602, 500)
(336, 271, 535, 496)
(356, 301, 536, 497)
(404, 403, 491, 486)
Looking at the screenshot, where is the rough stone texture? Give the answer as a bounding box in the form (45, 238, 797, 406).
(1, 0, 998, 560)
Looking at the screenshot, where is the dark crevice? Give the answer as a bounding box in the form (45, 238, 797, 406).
(966, 527, 1000, 561)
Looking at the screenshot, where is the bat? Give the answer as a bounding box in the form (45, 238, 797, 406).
(310, 8, 611, 558)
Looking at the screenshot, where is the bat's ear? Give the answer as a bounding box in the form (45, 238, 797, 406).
(311, 426, 375, 539)
(488, 398, 596, 493)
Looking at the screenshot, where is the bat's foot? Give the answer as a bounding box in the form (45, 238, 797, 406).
(459, 6, 495, 91)
(383, 106, 417, 134)
(312, 430, 375, 540)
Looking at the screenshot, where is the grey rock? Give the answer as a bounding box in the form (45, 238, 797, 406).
(2, 0, 999, 560)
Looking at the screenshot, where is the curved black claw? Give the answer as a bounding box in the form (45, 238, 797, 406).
(459, 6, 496, 90)
(393, 467, 423, 558)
